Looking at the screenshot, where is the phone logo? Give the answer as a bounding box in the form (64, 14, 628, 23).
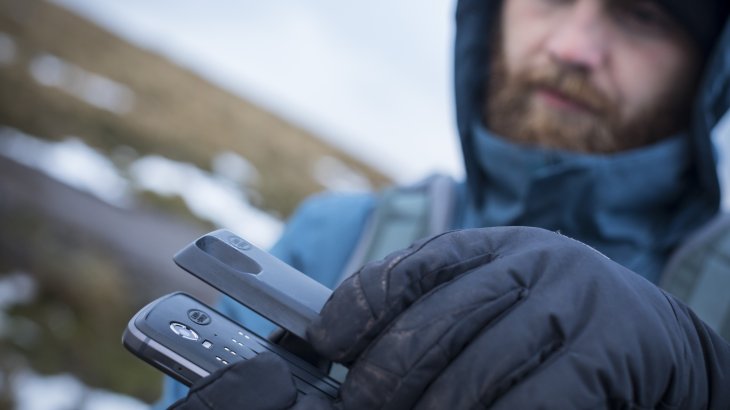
(188, 309, 212, 325)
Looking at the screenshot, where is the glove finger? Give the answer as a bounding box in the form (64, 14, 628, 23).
(484, 296, 683, 408)
(338, 259, 529, 409)
(309, 227, 558, 362)
(170, 351, 298, 410)
(412, 286, 567, 409)
(416, 253, 680, 409)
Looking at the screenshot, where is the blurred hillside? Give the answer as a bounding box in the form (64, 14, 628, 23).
(0, 0, 389, 216)
(0, 0, 390, 408)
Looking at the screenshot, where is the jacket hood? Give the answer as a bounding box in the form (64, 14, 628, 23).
(453, 0, 730, 209)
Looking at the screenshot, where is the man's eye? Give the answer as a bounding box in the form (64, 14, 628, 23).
(540, 0, 573, 6)
(615, 2, 675, 33)
(628, 5, 664, 25)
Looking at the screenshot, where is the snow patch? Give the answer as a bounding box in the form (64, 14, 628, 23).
(129, 155, 282, 248)
(29, 53, 135, 114)
(11, 370, 149, 410)
(0, 128, 132, 207)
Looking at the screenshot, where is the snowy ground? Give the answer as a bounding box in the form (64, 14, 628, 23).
(0, 129, 286, 409)
(0, 272, 149, 410)
(11, 371, 149, 410)
(0, 127, 283, 248)
(0, 127, 378, 409)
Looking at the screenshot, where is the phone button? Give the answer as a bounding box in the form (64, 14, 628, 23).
(170, 322, 199, 341)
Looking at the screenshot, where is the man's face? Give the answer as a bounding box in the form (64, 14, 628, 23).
(485, 0, 701, 153)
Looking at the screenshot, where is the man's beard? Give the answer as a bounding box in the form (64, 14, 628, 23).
(484, 53, 691, 154)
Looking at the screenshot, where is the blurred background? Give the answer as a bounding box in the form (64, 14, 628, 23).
(0, 0, 460, 408)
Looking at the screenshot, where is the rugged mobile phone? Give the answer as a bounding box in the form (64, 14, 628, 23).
(122, 292, 339, 399)
(172, 229, 333, 340)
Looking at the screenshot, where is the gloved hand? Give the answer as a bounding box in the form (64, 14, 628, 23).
(307, 227, 730, 409)
(171, 227, 730, 409)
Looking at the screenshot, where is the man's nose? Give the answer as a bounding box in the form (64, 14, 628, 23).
(544, 2, 610, 70)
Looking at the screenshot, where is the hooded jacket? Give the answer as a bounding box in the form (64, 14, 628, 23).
(222, 0, 729, 361)
(156, 3, 730, 408)
(453, 0, 728, 283)
(247, 0, 730, 294)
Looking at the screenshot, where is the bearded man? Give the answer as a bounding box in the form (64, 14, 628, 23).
(159, 0, 730, 408)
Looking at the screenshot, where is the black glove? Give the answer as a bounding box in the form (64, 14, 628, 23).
(171, 227, 730, 409)
(169, 351, 332, 410)
(307, 227, 730, 409)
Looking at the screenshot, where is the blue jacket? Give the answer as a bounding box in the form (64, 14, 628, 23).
(158, 3, 730, 407)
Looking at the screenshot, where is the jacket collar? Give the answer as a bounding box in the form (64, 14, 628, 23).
(460, 122, 716, 282)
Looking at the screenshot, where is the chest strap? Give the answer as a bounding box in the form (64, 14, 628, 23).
(661, 213, 730, 342)
(337, 174, 455, 285)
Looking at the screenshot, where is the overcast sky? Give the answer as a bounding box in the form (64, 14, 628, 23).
(49, 0, 464, 183)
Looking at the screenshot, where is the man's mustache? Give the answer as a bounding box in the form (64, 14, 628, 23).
(522, 64, 611, 114)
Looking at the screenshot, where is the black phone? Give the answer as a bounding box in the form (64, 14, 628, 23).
(171, 229, 333, 340)
(122, 229, 341, 399)
(122, 292, 340, 399)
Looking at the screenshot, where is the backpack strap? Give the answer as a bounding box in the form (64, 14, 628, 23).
(660, 213, 730, 342)
(337, 174, 456, 285)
